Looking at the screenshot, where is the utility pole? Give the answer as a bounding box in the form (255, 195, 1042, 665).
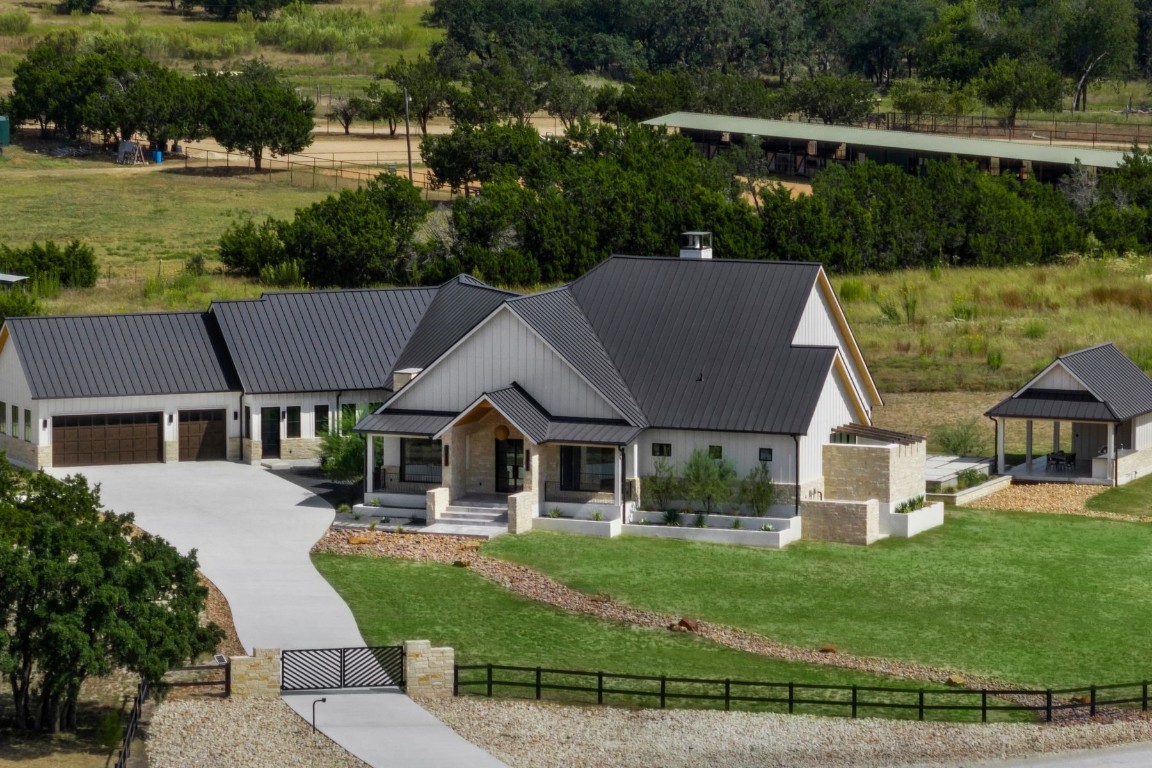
(403, 86, 414, 183)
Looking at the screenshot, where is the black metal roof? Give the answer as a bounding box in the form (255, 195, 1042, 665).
(568, 256, 833, 434)
(211, 287, 437, 394)
(506, 289, 647, 426)
(987, 344, 1152, 422)
(393, 277, 517, 371)
(353, 409, 455, 436)
(6, 312, 239, 399)
(483, 384, 552, 443)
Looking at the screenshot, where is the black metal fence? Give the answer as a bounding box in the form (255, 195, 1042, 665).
(281, 646, 405, 691)
(113, 680, 148, 768)
(455, 664, 1152, 723)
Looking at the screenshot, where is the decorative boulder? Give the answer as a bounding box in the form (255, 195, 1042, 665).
(818, 644, 837, 654)
(348, 535, 372, 545)
(678, 617, 699, 632)
(945, 675, 966, 687)
(453, 560, 471, 568)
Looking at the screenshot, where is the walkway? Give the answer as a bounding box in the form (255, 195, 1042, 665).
(49, 462, 508, 768)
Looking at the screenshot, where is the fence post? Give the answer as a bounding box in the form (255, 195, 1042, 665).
(918, 690, 924, 721)
(486, 664, 493, 697)
(1143, 681, 1148, 712)
(851, 686, 857, 718)
(453, 665, 459, 696)
(597, 672, 603, 705)
(225, 660, 232, 698)
(788, 682, 794, 714)
(340, 648, 347, 688)
(660, 676, 666, 709)
(981, 690, 987, 722)
(1046, 690, 1052, 722)
(724, 679, 730, 712)
(535, 667, 542, 700)
(1090, 685, 1096, 717)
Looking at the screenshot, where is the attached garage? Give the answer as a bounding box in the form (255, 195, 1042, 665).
(179, 409, 227, 460)
(53, 413, 163, 467)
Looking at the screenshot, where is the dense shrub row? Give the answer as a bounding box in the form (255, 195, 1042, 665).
(0, 240, 98, 288)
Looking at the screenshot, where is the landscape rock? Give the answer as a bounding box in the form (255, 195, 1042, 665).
(819, 644, 837, 654)
(945, 675, 966, 687)
(678, 617, 699, 632)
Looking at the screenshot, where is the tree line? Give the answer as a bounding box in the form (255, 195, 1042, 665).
(3, 33, 314, 169)
(0, 455, 220, 734)
(215, 121, 1152, 288)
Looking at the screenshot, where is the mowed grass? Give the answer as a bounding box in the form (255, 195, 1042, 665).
(311, 553, 1023, 721)
(834, 258, 1152, 393)
(482, 510, 1152, 689)
(1088, 474, 1152, 517)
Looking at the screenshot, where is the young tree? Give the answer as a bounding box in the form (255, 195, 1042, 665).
(381, 56, 453, 135)
(326, 97, 363, 135)
(978, 55, 1062, 127)
(202, 60, 314, 170)
(785, 75, 878, 125)
(318, 408, 367, 500)
(542, 71, 595, 131)
(739, 463, 776, 517)
(361, 82, 406, 137)
(679, 448, 737, 515)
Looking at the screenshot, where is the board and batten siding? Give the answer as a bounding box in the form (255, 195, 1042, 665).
(389, 307, 621, 420)
(1030, 363, 1087, 391)
(37, 392, 240, 447)
(797, 361, 858, 485)
(0, 334, 37, 447)
(791, 284, 874, 414)
(1133, 413, 1152, 451)
(244, 389, 389, 440)
(636, 428, 795, 482)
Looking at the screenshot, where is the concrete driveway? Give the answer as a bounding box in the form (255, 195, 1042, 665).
(52, 461, 362, 652)
(49, 461, 509, 768)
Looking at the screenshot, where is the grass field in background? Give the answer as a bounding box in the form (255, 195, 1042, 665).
(312, 552, 1027, 721)
(481, 510, 1152, 689)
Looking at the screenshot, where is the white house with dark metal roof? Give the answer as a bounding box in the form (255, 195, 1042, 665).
(987, 343, 1152, 486)
(0, 244, 934, 546)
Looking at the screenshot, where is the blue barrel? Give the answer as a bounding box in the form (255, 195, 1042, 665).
(0, 116, 9, 147)
(153, 150, 163, 164)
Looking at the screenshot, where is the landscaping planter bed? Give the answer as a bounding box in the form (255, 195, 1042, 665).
(927, 475, 1012, 507)
(880, 501, 945, 538)
(534, 517, 622, 537)
(622, 513, 801, 548)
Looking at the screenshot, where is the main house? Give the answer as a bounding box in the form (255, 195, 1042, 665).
(0, 237, 933, 546)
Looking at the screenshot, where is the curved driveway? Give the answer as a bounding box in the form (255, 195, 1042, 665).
(49, 462, 508, 768)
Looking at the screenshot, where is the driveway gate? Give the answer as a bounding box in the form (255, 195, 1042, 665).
(281, 646, 405, 691)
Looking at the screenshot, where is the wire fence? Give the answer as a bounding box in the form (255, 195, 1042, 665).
(855, 112, 1152, 149)
(455, 663, 1152, 723)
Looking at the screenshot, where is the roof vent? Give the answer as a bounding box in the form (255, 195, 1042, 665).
(679, 231, 713, 259)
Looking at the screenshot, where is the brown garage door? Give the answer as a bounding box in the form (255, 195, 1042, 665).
(53, 413, 163, 467)
(178, 409, 227, 461)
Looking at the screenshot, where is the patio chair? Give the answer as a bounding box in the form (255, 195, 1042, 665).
(1063, 452, 1076, 472)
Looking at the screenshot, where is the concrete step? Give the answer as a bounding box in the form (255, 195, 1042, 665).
(445, 506, 507, 519)
(416, 523, 508, 540)
(440, 509, 507, 526)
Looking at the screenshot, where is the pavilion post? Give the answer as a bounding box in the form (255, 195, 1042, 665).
(995, 418, 1006, 474)
(1025, 420, 1033, 472)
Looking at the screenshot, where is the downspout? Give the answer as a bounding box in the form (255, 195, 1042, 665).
(619, 445, 627, 523)
(793, 434, 801, 518)
(238, 392, 244, 461)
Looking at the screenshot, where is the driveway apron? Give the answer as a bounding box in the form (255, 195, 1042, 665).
(49, 462, 509, 768)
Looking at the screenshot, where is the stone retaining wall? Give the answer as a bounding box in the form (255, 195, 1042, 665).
(230, 648, 281, 699)
(0, 433, 40, 469)
(801, 499, 879, 545)
(509, 491, 535, 534)
(403, 640, 454, 699)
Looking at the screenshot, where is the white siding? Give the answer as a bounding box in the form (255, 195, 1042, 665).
(38, 392, 239, 447)
(636, 428, 795, 482)
(244, 389, 389, 440)
(798, 365, 857, 484)
(792, 284, 874, 415)
(389, 308, 620, 419)
(0, 335, 36, 442)
(1031, 363, 1087, 391)
(1134, 413, 1152, 451)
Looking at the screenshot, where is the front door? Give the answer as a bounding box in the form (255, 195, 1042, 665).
(261, 407, 281, 458)
(495, 438, 524, 493)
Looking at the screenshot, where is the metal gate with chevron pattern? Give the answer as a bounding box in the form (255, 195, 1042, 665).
(280, 646, 404, 691)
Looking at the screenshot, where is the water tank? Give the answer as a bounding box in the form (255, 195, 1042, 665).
(0, 116, 9, 147)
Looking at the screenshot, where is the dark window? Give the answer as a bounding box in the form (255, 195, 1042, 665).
(652, 442, 672, 457)
(315, 405, 329, 435)
(24, 409, 32, 442)
(400, 438, 442, 483)
(759, 448, 773, 463)
(286, 407, 301, 438)
(708, 445, 723, 460)
(11, 405, 17, 436)
(443, 443, 450, 467)
(244, 406, 251, 439)
(560, 445, 615, 491)
(830, 432, 857, 445)
(0, 401, 6, 434)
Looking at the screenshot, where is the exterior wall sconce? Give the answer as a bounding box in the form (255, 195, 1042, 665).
(233, 411, 238, 421)
(524, 449, 531, 472)
(42, 419, 48, 430)
(282, 410, 287, 420)
(443, 444, 450, 467)
(168, 413, 174, 425)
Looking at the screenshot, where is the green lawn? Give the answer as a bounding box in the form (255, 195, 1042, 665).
(312, 553, 1024, 721)
(482, 509, 1152, 689)
(1088, 474, 1152, 517)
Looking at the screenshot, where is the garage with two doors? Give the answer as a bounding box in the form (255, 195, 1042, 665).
(50, 409, 227, 467)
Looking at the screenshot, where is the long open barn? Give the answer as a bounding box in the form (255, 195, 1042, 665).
(645, 112, 1130, 183)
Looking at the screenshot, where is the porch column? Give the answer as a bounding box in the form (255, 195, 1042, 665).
(995, 418, 1005, 474)
(1108, 422, 1117, 485)
(614, 447, 624, 521)
(1053, 422, 1061, 453)
(1025, 420, 1033, 470)
(365, 434, 375, 493)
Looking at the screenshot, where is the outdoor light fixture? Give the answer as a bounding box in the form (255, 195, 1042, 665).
(494, 425, 509, 441)
(524, 449, 531, 471)
(233, 411, 238, 421)
(312, 697, 327, 733)
(282, 410, 287, 421)
(168, 414, 173, 424)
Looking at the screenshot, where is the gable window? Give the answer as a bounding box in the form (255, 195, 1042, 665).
(0, 401, 6, 434)
(315, 405, 330, 435)
(652, 443, 672, 457)
(24, 410, 31, 442)
(400, 438, 442, 483)
(286, 407, 301, 439)
(708, 445, 723, 460)
(561, 445, 615, 491)
(759, 448, 773, 463)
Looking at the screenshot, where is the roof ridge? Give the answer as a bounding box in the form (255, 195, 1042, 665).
(9, 309, 209, 321)
(1060, 342, 1115, 359)
(603, 254, 824, 267)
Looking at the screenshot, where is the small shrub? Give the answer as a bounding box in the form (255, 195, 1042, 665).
(680, 449, 736, 514)
(95, 711, 122, 753)
(986, 347, 1003, 370)
(900, 283, 920, 324)
(0, 10, 32, 34)
(956, 468, 986, 489)
(547, 508, 561, 518)
(876, 295, 903, 324)
(591, 510, 603, 521)
(761, 522, 775, 532)
(643, 458, 680, 511)
(185, 252, 207, 276)
(336, 503, 351, 514)
(951, 298, 978, 321)
(694, 513, 707, 528)
(380, 516, 390, 524)
(637, 517, 650, 525)
(394, 525, 405, 533)
(663, 509, 682, 527)
(739, 464, 774, 517)
(838, 278, 869, 303)
(731, 518, 742, 530)
(260, 258, 306, 288)
(932, 418, 984, 456)
(1022, 319, 1047, 339)
(368, 521, 377, 531)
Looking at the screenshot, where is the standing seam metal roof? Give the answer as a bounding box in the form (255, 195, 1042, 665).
(393, 277, 519, 371)
(7, 312, 239, 399)
(568, 256, 834, 434)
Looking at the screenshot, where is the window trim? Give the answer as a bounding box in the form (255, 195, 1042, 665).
(759, 448, 773, 463)
(651, 442, 672, 457)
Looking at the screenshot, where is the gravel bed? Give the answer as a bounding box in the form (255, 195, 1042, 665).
(421, 696, 1152, 768)
(969, 484, 1135, 520)
(148, 699, 367, 768)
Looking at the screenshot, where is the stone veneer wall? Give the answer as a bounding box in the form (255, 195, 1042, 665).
(1117, 446, 1152, 485)
(164, 440, 178, 463)
(822, 441, 926, 505)
(242, 438, 262, 465)
(0, 433, 41, 469)
(426, 487, 450, 522)
(508, 491, 535, 534)
(801, 499, 879, 545)
(443, 410, 535, 498)
(227, 437, 242, 461)
(403, 640, 454, 699)
(230, 648, 281, 699)
(281, 437, 322, 460)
